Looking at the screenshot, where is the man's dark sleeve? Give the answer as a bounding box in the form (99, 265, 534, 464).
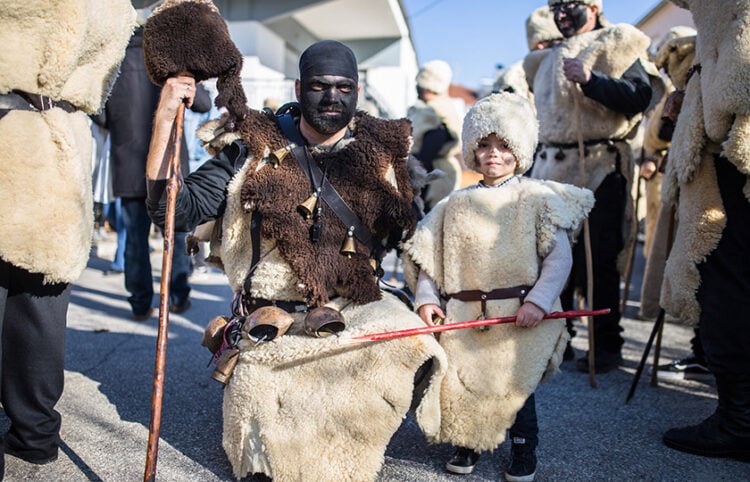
(415, 125, 451, 172)
(581, 59, 653, 116)
(146, 140, 246, 231)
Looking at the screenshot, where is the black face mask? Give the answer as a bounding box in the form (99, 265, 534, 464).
(552, 3, 590, 38)
(299, 75, 358, 136)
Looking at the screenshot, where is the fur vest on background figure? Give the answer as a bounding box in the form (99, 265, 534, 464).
(0, 0, 136, 283)
(659, 0, 750, 324)
(201, 110, 416, 306)
(408, 96, 463, 208)
(402, 178, 594, 450)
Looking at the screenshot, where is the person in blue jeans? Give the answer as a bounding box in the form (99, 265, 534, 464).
(102, 198, 126, 274)
(103, 25, 210, 320)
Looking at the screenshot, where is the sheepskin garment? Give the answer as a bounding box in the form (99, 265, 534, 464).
(658, 0, 750, 324)
(407, 95, 463, 207)
(203, 109, 416, 306)
(402, 178, 593, 451)
(0, 0, 135, 283)
(222, 292, 448, 481)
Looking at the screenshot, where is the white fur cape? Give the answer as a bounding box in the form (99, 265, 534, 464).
(407, 96, 463, 208)
(222, 292, 447, 481)
(0, 1, 135, 283)
(401, 178, 593, 450)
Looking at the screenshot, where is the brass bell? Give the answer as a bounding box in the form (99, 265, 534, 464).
(270, 146, 290, 168)
(340, 228, 356, 258)
(303, 306, 346, 337)
(297, 193, 318, 219)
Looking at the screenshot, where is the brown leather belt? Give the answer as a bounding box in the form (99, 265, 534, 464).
(447, 285, 532, 319)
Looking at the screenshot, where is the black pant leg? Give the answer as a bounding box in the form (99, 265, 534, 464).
(509, 394, 538, 450)
(697, 156, 750, 375)
(1, 259, 68, 460)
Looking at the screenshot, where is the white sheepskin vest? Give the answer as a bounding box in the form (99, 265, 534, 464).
(525, 24, 651, 145)
(401, 178, 593, 451)
(408, 96, 463, 207)
(223, 292, 448, 481)
(0, 1, 135, 283)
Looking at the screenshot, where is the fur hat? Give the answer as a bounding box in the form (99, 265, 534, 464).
(142, 0, 249, 120)
(416, 60, 452, 95)
(462, 92, 538, 175)
(655, 32, 697, 90)
(526, 6, 561, 51)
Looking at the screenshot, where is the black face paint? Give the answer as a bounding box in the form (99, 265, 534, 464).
(299, 75, 358, 135)
(552, 3, 590, 38)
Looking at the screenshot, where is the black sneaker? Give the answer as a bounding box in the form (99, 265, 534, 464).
(653, 354, 711, 379)
(445, 446, 480, 475)
(563, 342, 575, 361)
(505, 438, 537, 482)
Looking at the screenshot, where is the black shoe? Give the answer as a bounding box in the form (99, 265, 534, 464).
(652, 354, 711, 379)
(663, 412, 750, 461)
(170, 298, 192, 314)
(576, 350, 622, 374)
(445, 446, 480, 475)
(505, 439, 537, 482)
(5, 444, 58, 465)
(132, 307, 154, 322)
(563, 342, 575, 361)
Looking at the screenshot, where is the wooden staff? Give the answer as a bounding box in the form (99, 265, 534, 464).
(626, 204, 676, 403)
(620, 168, 644, 314)
(573, 86, 597, 388)
(341, 309, 611, 345)
(144, 101, 186, 482)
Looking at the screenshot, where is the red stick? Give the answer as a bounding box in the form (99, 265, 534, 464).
(342, 309, 611, 344)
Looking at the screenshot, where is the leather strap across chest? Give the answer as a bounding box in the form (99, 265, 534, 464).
(276, 113, 375, 252)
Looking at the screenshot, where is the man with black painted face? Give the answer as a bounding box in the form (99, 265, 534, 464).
(523, 0, 664, 374)
(143, 40, 444, 480)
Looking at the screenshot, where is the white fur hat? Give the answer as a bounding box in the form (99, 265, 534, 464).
(462, 92, 538, 175)
(548, 0, 602, 9)
(526, 6, 561, 51)
(416, 60, 452, 95)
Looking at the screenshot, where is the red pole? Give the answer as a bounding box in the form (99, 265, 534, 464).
(342, 309, 611, 344)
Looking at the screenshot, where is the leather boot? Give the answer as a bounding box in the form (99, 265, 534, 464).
(663, 373, 750, 461)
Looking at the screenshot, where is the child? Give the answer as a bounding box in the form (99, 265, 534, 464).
(403, 92, 594, 481)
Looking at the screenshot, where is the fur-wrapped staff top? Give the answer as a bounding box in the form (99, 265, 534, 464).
(142, 0, 249, 121)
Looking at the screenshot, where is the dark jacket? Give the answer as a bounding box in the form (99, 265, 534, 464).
(105, 27, 211, 198)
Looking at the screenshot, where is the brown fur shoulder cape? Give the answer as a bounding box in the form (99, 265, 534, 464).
(236, 110, 416, 306)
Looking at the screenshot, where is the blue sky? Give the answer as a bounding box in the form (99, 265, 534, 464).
(401, 0, 665, 89)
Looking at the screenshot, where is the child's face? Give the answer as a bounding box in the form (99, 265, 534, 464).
(475, 134, 517, 185)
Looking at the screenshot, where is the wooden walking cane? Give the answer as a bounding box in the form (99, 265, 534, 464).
(573, 87, 597, 388)
(140, 1, 251, 479)
(144, 101, 185, 482)
(626, 204, 676, 403)
(620, 168, 644, 315)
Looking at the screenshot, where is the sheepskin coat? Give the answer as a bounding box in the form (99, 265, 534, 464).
(223, 292, 447, 481)
(0, 0, 135, 283)
(402, 177, 593, 451)
(659, 0, 750, 324)
(206, 110, 416, 307)
(639, 35, 696, 320)
(408, 96, 463, 207)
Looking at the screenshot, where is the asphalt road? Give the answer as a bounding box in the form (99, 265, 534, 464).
(2, 233, 748, 481)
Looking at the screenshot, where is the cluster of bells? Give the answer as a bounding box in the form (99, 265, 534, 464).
(297, 192, 357, 258)
(202, 305, 346, 385)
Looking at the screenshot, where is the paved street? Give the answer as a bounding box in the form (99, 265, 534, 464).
(3, 232, 748, 481)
